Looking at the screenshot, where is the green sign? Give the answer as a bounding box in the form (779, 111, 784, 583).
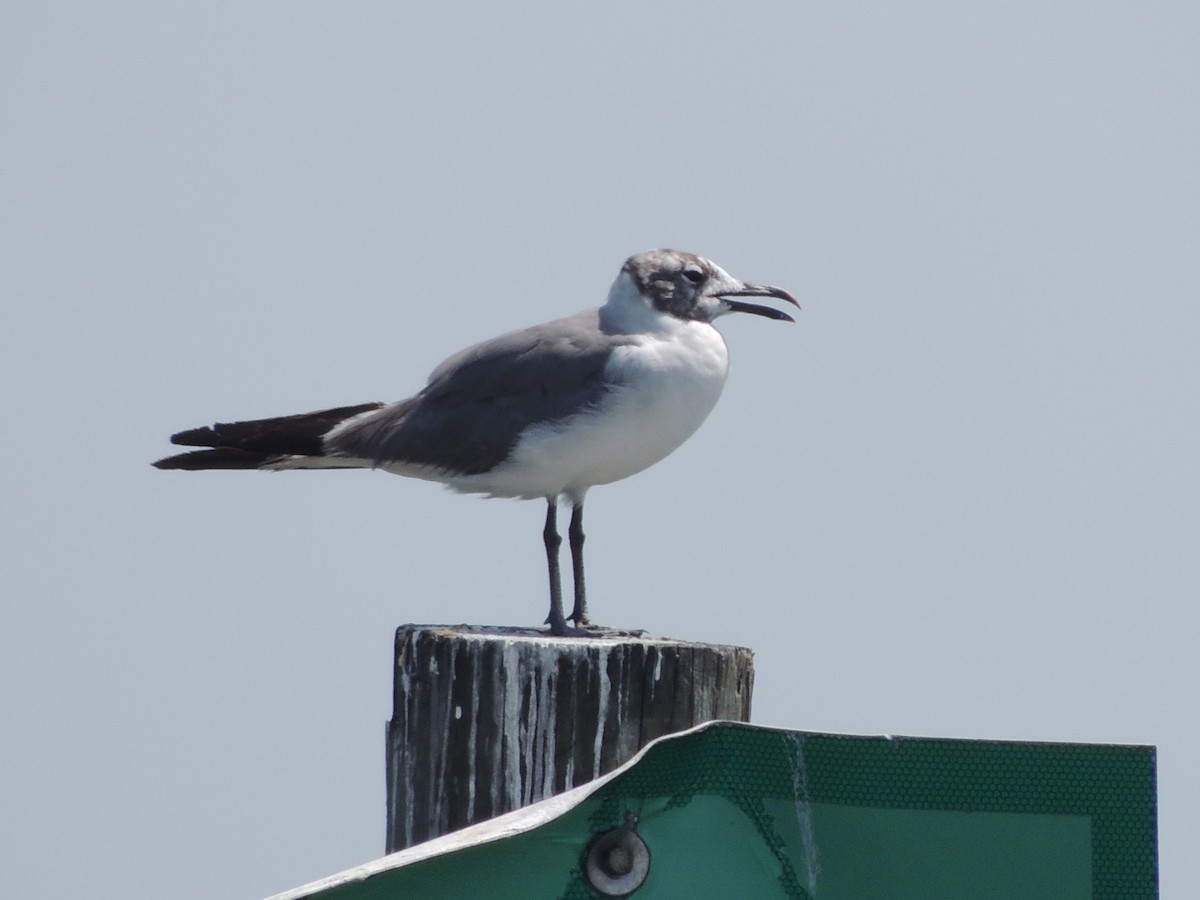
(269, 722, 1156, 899)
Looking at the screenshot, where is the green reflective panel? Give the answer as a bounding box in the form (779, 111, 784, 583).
(810, 805, 1092, 899)
(270, 723, 1156, 900)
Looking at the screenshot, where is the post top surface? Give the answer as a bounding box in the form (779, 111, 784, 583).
(396, 623, 752, 655)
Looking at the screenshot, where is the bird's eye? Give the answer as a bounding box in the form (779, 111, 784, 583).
(682, 269, 705, 285)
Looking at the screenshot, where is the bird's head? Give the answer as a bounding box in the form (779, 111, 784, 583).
(617, 249, 798, 325)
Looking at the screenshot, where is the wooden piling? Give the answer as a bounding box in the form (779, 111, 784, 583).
(385, 624, 754, 852)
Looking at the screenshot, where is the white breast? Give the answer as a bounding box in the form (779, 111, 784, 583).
(450, 315, 731, 501)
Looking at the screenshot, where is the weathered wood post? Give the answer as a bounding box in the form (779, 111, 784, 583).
(385, 624, 754, 852)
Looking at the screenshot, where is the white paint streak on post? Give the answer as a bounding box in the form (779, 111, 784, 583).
(501, 641, 522, 814)
(541, 659, 556, 800)
(433, 641, 456, 835)
(466, 643, 479, 820)
(591, 644, 610, 780)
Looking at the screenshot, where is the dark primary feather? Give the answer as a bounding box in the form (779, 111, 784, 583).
(153, 402, 384, 470)
(154, 447, 284, 470)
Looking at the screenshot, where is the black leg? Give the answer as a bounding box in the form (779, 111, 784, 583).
(568, 502, 590, 626)
(543, 498, 568, 636)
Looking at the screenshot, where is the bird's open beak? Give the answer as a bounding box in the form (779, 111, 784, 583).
(718, 283, 800, 322)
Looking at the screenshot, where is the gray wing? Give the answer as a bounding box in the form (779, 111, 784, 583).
(327, 310, 633, 475)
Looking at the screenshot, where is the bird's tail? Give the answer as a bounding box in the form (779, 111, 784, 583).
(152, 402, 385, 471)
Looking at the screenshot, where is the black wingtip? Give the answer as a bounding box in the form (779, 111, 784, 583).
(152, 448, 276, 470)
(158, 402, 387, 461)
(169, 426, 220, 447)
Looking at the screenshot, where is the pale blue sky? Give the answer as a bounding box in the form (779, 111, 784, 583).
(3, 3, 1195, 897)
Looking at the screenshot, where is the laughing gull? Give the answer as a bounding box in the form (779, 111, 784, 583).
(154, 249, 798, 635)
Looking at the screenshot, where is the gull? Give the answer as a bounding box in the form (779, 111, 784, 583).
(154, 249, 798, 635)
